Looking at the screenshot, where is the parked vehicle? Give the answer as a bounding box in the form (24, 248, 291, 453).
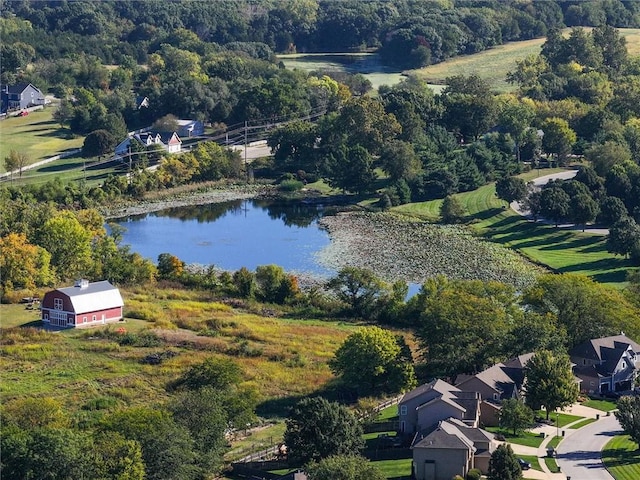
(518, 458, 531, 470)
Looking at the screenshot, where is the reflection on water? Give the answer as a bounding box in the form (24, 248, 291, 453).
(115, 199, 334, 276)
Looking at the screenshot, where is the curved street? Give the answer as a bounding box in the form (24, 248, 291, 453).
(556, 414, 622, 480)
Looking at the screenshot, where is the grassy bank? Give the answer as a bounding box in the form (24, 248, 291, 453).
(0, 107, 84, 173)
(393, 168, 633, 287)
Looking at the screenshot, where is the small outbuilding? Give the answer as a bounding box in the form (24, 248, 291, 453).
(41, 280, 124, 328)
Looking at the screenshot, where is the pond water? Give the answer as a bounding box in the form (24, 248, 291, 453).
(114, 199, 335, 277)
(278, 52, 445, 92)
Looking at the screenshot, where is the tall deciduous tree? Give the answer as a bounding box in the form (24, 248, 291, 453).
(540, 186, 570, 227)
(327, 267, 385, 318)
(40, 211, 93, 280)
(495, 176, 527, 206)
(330, 327, 416, 395)
(306, 455, 385, 480)
(0, 233, 54, 289)
(541, 118, 576, 164)
(500, 399, 534, 436)
(83, 129, 116, 158)
(571, 192, 599, 231)
(616, 395, 640, 446)
(284, 397, 364, 464)
(608, 216, 640, 260)
(4, 149, 29, 179)
(524, 350, 579, 420)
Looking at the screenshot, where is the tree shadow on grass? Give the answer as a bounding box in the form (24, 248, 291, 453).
(590, 269, 633, 284)
(467, 206, 505, 223)
(38, 161, 86, 173)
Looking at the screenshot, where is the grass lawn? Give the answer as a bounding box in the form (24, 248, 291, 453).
(0, 107, 84, 173)
(376, 404, 399, 421)
(519, 454, 542, 472)
(583, 398, 618, 412)
(544, 456, 561, 473)
(393, 168, 633, 287)
(569, 417, 598, 429)
(602, 435, 640, 480)
(485, 427, 545, 448)
(537, 410, 585, 428)
(409, 28, 640, 93)
(547, 435, 563, 450)
(370, 458, 412, 480)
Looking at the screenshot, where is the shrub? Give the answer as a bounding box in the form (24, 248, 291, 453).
(82, 396, 119, 411)
(466, 469, 482, 480)
(278, 179, 304, 192)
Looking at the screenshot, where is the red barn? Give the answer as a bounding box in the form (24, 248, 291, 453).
(41, 280, 124, 328)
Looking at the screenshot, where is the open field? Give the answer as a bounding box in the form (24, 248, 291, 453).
(0, 107, 84, 173)
(410, 28, 640, 92)
(393, 168, 634, 287)
(602, 435, 640, 480)
(0, 286, 369, 414)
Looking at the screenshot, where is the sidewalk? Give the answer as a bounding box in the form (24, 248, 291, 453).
(507, 404, 605, 480)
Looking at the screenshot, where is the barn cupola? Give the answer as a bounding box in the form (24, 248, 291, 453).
(74, 279, 89, 289)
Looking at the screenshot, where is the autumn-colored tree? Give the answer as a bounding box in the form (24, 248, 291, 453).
(0, 232, 54, 289)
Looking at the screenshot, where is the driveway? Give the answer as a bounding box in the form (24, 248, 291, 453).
(556, 414, 622, 480)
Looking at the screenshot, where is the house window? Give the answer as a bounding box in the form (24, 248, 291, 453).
(400, 405, 407, 416)
(583, 359, 587, 365)
(54, 298, 63, 310)
(92, 315, 97, 322)
(83, 317, 87, 323)
(493, 393, 499, 401)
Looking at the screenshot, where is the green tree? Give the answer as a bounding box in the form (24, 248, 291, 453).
(616, 395, 640, 446)
(379, 140, 421, 182)
(101, 407, 196, 480)
(83, 129, 116, 158)
(40, 211, 93, 280)
(329, 326, 416, 395)
(524, 350, 579, 420)
(255, 264, 299, 304)
(540, 186, 570, 227)
(156, 252, 185, 279)
(306, 454, 385, 480)
(439, 195, 465, 224)
(499, 399, 534, 436)
(233, 266, 255, 298)
(571, 192, 599, 231)
(608, 217, 640, 260)
(324, 144, 376, 194)
(410, 277, 517, 379)
(327, 267, 385, 318)
(0, 233, 54, 289)
(284, 397, 364, 464)
(498, 97, 535, 162)
(541, 118, 576, 164)
(91, 431, 145, 480)
(3, 149, 29, 179)
(3, 397, 69, 429)
(495, 176, 527, 206)
(488, 444, 522, 480)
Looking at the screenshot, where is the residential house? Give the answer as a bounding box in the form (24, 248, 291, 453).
(412, 418, 496, 480)
(1, 83, 46, 113)
(114, 131, 182, 158)
(41, 280, 124, 328)
(177, 119, 204, 137)
(570, 334, 640, 395)
(455, 354, 533, 426)
(398, 379, 481, 434)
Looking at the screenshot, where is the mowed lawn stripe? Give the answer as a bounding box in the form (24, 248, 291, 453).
(602, 435, 640, 480)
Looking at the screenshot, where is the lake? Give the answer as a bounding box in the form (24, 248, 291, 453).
(115, 199, 336, 277)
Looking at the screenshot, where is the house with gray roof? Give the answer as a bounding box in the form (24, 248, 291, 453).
(1, 83, 46, 113)
(570, 334, 640, 395)
(41, 280, 124, 328)
(398, 379, 481, 434)
(412, 417, 496, 480)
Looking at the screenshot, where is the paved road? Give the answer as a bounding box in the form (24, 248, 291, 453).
(556, 414, 621, 480)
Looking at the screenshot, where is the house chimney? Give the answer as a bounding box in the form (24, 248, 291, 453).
(74, 279, 89, 288)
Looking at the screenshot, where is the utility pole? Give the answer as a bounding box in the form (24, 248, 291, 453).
(244, 120, 248, 181)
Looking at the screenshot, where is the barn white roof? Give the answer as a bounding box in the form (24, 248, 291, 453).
(56, 280, 124, 314)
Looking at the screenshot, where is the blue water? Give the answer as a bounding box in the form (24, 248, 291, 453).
(114, 200, 334, 277)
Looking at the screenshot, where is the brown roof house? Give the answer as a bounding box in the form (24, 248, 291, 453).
(455, 354, 533, 426)
(398, 379, 481, 435)
(570, 334, 640, 395)
(412, 417, 496, 480)
(41, 280, 124, 328)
